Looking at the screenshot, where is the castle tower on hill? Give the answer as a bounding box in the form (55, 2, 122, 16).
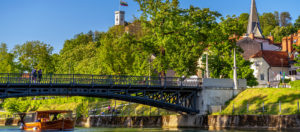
(247, 0, 264, 38)
(115, 11, 125, 26)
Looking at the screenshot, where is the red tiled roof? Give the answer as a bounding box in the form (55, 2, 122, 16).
(250, 50, 290, 67)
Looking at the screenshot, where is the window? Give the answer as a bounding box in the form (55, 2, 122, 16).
(290, 70, 297, 75)
(260, 74, 264, 80)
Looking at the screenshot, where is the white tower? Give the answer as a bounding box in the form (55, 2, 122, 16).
(115, 11, 125, 26)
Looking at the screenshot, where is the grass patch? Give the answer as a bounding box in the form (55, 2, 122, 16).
(214, 88, 300, 115)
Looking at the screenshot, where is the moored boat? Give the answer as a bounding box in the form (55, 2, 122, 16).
(20, 110, 75, 131)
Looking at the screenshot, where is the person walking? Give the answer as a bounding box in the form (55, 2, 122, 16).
(38, 69, 42, 83)
(31, 69, 37, 83)
(108, 105, 111, 113)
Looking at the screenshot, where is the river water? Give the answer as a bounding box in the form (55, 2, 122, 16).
(1, 127, 300, 132)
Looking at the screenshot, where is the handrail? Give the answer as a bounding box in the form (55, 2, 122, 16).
(0, 73, 202, 88)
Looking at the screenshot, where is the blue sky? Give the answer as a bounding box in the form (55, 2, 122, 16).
(0, 0, 299, 53)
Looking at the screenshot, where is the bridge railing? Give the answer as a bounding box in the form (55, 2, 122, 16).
(0, 73, 202, 88)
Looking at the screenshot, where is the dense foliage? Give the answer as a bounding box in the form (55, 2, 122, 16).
(204, 16, 258, 86)
(135, 0, 221, 77)
(0, 43, 18, 73)
(14, 41, 55, 73)
(2, 97, 105, 115)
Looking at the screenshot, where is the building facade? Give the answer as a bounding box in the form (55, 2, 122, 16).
(236, 0, 300, 87)
(249, 51, 290, 87)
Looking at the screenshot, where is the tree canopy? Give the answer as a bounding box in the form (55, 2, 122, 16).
(205, 16, 258, 86)
(135, 0, 220, 77)
(14, 41, 55, 73)
(0, 43, 18, 73)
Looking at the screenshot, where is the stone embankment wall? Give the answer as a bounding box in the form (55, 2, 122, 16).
(208, 115, 300, 129)
(162, 115, 207, 128)
(82, 116, 162, 128)
(79, 115, 207, 128)
(80, 115, 300, 129)
(4, 115, 300, 129)
(0, 118, 20, 126)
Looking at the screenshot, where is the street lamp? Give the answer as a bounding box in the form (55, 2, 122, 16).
(206, 53, 209, 78)
(233, 48, 238, 90)
(280, 58, 283, 85)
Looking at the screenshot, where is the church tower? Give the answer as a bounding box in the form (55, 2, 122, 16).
(247, 0, 263, 38)
(115, 11, 125, 26)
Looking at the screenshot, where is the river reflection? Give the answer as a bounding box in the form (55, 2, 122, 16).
(0, 127, 299, 132)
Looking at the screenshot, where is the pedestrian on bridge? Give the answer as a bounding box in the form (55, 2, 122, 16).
(108, 105, 111, 113)
(31, 69, 37, 83)
(38, 69, 42, 83)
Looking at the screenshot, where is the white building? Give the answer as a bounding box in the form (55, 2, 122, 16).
(250, 50, 290, 87)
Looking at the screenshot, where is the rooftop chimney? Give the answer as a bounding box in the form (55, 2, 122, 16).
(282, 37, 288, 52)
(268, 36, 274, 44)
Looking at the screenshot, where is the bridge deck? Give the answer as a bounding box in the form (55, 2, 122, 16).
(0, 73, 201, 89)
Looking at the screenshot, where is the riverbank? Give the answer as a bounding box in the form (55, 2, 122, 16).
(77, 114, 300, 130)
(208, 115, 300, 130)
(3, 114, 300, 130)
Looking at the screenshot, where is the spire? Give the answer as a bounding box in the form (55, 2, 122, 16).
(247, 0, 264, 38)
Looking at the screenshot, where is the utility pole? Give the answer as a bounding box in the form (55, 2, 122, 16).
(149, 54, 151, 85)
(206, 53, 209, 78)
(233, 48, 238, 90)
(280, 58, 283, 87)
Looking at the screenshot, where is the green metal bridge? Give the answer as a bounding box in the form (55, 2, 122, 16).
(0, 73, 202, 114)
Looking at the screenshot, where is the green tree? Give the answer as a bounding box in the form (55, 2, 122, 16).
(94, 26, 150, 76)
(274, 11, 280, 26)
(271, 25, 297, 43)
(238, 13, 249, 33)
(3, 98, 30, 114)
(293, 45, 300, 73)
(206, 16, 258, 86)
(56, 32, 99, 74)
(294, 16, 300, 29)
(0, 43, 18, 73)
(259, 12, 279, 36)
(280, 12, 292, 27)
(14, 41, 55, 73)
(135, 0, 220, 77)
(75, 102, 89, 118)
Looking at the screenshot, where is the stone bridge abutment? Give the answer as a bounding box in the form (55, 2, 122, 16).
(197, 78, 247, 115)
